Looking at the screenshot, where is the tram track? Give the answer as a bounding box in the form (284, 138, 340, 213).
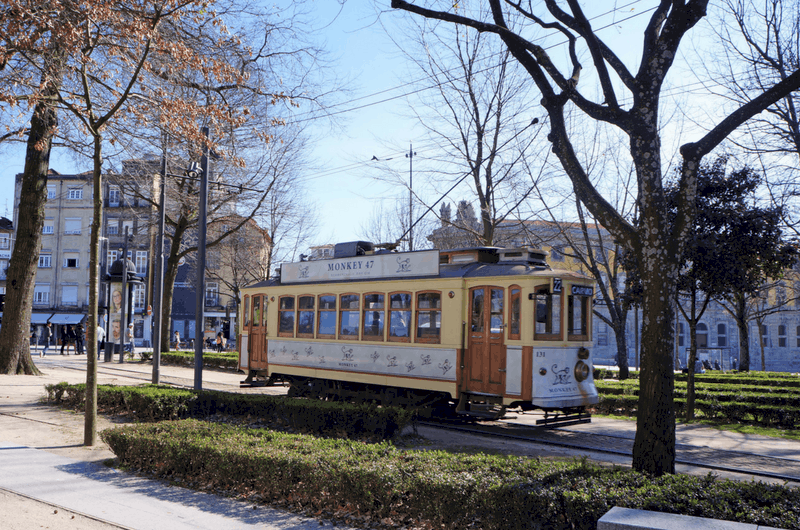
(419, 417, 800, 484)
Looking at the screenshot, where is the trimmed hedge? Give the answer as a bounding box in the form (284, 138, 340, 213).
(45, 383, 413, 440)
(100, 420, 800, 530)
(155, 351, 240, 371)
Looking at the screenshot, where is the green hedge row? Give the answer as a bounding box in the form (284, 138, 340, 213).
(594, 395, 800, 428)
(597, 382, 800, 407)
(45, 383, 413, 440)
(152, 351, 239, 371)
(100, 419, 800, 530)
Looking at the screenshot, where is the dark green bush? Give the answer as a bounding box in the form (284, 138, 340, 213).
(44, 383, 413, 440)
(100, 420, 800, 530)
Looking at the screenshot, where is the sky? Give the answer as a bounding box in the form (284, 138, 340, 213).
(0, 1, 733, 256)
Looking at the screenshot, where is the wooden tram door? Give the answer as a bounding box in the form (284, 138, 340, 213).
(466, 286, 506, 395)
(249, 295, 267, 369)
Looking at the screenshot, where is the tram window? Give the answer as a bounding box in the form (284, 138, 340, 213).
(416, 291, 441, 343)
(278, 296, 295, 336)
(339, 294, 360, 338)
(490, 288, 504, 334)
(243, 295, 250, 327)
(362, 293, 385, 340)
(251, 296, 261, 328)
(509, 287, 521, 340)
(388, 292, 412, 342)
(534, 287, 561, 340)
(568, 291, 591, 341)
(297, 296, 315, 337)
(317, 295, 337, 337)
(471, 289, 484, 333)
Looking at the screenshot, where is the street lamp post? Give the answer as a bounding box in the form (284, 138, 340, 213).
(194, 126, 210, 390)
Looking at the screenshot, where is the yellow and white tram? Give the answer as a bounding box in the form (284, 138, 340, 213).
(237, 242, 599, 418)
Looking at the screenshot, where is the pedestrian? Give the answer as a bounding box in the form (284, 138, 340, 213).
(61, 325, 75, 355)
(96, 323, 106, 360)
(42, 323, 52, 357)
(215, 331, 223, 352)
(733, 358, 738, 370)
(125, 323, 134, 354)
(714, 359, 721, 371)
(75, 323, 85, 355)
(174, 330, 180, 351)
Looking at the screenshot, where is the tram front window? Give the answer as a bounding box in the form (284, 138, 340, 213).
(389, 292, 411, 341)
(340, 294, 360, 338)
(363, 293, 384, 340)
(534, 287, 561, 340)
(568, 291, 591, 340)
(416, 292, 441, 343)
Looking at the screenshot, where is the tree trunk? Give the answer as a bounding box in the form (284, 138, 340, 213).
(0, 50, 63, 374)
(160, 218, 189, 352)
(632, 250, 677, 476)
(734, 294, 750, 372)
(613, 318, 630, 380)
(686, 319, 698, 422)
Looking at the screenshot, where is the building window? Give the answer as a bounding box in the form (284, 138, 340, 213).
(317, 295, 336, 337)
(297, 296, 315, 337)
(135, 251, 148, 275)
(339, 294, 360, 339)
(362, 293, 385, 341)
(0, 259, 7, 280)
(62, 285, 78, 305)
(122, 220, 134, 236)
(34, 285, 50, 304)
(109, 186, 120, 206)
(107, 219, 118, 235)
(0, 235, 8, 249)
(416, 291, 441, 343)
(797, 325, 800, 348)
(678, 322, 685, 347)
(205, 282, 219, 306)
(761, 325, 770, 347)
(133, 284, 145, 310)
(778, 325, 787, 348)
(278, 296, 295, 336)
(388, 292, 411, 342)
(47, 185, 56, 199)
(38, 254, 51, 268)
(67, 187, 83, 200)
(43, 223, 54, 234)
(717, 323, 727, 347)
(64, 218, 81, 235)
(63, 255, 79, 268)
(696, 323, 708, 348)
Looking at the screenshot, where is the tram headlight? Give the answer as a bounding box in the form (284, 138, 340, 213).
(574, 360, 590, 382)
(577, 347, 589, 360)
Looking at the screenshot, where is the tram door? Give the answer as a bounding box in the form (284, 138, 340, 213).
(249, 295, 267, 369)
(466, 286, 506, 395)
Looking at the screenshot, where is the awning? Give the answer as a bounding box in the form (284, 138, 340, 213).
(49, 313, 85, 325)
(31, 313, 53, 324)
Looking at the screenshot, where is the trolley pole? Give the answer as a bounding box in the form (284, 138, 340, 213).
(152, 149, 167, 383)
(406, 143, 415, 251)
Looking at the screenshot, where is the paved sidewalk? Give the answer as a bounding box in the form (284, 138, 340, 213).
(0, 355, 344, 530)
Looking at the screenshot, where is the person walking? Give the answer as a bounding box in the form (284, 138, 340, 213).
(96, 323, 106, 360)
(61, 325, 75, 355)
(41, 323, 52, 357)
(75, 323, 85, 355)
(174, 330, 180, 351)
(215, 331, 223, 352)
(125, 323, 135, 354)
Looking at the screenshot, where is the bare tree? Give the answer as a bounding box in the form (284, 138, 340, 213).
(391, 0, 800, 476)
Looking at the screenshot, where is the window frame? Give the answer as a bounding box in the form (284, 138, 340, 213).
(296, 295, 316, 338)
(38, 254, 52, 268)
(361, 292, 386, 342)
(696, 322, 708, 349)
(567, 288, 591, 342)
(778, 324, 787, 348)
(338, 293, 361, 340)
(278, 295, 296, 337)
(67, 187, 83, 200)
(415, 290, 442, 344)
(387, 291, 412, 343)
(317, 294, 337, 339)
(533, 284, 563, 341)
(717, 323, 728, 348)
(508, 285, 521, 341)
(243, 295, 250, 328)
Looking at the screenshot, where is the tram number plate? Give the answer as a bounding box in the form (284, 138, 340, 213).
(535, 351, 546, 358)
(553, 278, 562, 293)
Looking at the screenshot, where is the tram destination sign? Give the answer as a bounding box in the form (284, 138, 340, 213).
(281, 250, 440, 284)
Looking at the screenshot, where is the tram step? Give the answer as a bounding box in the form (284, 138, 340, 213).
(535, 412, 591, 427)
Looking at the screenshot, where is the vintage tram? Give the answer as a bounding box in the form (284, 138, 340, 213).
(237, 242, 599, 419)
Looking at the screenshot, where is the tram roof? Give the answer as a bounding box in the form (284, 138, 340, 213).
(244, 261, 590, 290)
